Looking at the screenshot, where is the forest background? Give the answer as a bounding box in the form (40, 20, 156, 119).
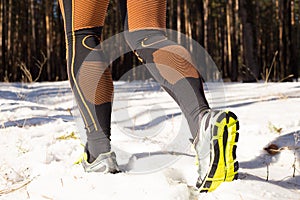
(0, 0, 299, 83)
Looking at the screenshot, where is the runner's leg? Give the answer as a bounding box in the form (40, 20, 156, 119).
(125, 0, 210, 138)
(58, 0, 112, 162)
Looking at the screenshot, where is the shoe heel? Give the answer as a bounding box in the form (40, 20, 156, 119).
(224, 111, 239, 182)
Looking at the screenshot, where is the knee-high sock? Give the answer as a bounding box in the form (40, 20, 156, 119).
(58, 0, 112, 160)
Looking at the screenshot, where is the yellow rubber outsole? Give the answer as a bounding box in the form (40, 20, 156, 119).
(196, 111, 239, 193)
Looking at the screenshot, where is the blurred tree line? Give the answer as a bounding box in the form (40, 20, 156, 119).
(0, 0, 299, 82)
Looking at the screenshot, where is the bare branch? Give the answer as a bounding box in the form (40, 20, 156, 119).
(33, 51, 47, 82)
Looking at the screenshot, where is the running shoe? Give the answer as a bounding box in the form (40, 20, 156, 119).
(193, 110, 239, 192)
(81, 144, 120, 173)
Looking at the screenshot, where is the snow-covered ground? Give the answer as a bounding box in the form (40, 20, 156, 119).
(0, 80, 299, 200)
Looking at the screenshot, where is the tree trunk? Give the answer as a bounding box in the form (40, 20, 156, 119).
(169, 0, 173, 30)
(239, 0, 259, 82)
(290, 0, 298, 80)
(1, 0, 7, 81)
(30, 0, 36, 70)
(7, 0, 12, 81)
(184, 0, 192, 51)
(278, 0, 286, 80)
(226, 0, 233, 79)
(231, 0, 239, 81)
(203, 0, 209, 50)
(177, 0, 181, 43)
(0, 0, 3, 80)
(197, 0, 204, 46)
(45, 0, 51, 80)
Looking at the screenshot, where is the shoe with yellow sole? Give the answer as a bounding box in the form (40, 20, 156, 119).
(77, 144, 120, 174)
(193, 110, 239, 192)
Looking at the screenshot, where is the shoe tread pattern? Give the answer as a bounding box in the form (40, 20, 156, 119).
(197, 111, 239, 192)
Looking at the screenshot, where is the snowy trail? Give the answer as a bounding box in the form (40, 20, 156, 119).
(0, 81, 299, 200)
